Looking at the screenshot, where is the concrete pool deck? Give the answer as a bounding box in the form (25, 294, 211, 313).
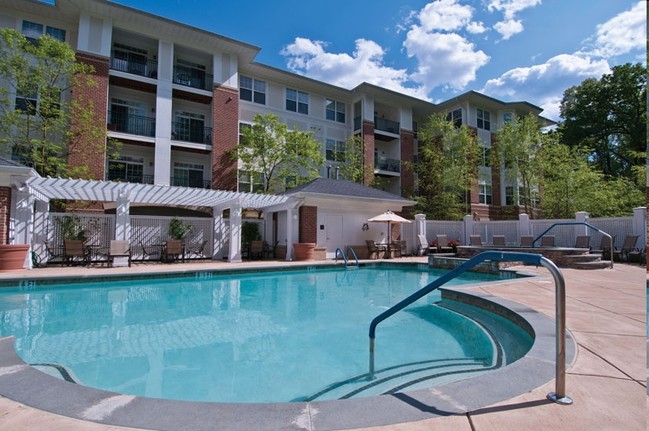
(0, 257, 645, 430)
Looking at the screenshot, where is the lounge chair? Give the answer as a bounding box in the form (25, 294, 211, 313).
(492, 235, 506, 246)
(540, 235, 555, 247)
(366, 240, 386, 259)
(44, 240, 64, 265)
(186, 240, 208, 259)
(469, 235, 482, 246)
(140, 241, 161, 262)
(612, 235, 639, 262)
(108, 240, 131, 267)
(574, 235, 590, 249)
(400, 240, 410, 257)
(416, 235, 431, 256)
(520, 235, 533, 247)
(435, 234, 454, 253)
(63, 239, 87, 266)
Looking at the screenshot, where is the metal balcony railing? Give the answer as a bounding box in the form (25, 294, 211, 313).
(170, 177, 211, 189)
(106, 173, 154, 185)
(110, 52, 158, 78)
(171, 122, 212, 145)
(374, 156, 401, 173)
(374, 116, 400, 134)
(107, 111, 156, 137)
(173, 66, 213, 91)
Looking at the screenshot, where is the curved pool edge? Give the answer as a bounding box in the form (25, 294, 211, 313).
(0, 274, 576, 431)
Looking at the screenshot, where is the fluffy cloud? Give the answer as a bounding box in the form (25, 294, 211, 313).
(281, 37, 428, 99)
(487, 0, 542, 39)
(588, 1, 646, 58)
(418, 0, 474, 31)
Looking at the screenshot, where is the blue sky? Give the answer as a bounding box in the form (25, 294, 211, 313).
(111, 0, 645, 121)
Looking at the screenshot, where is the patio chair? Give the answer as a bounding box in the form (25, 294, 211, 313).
(162, 239, 183, 263)
(140, 241, 162, 262)
(366, 240, 386, 259)
(108, 240, 131, 267)
(400, 240, 410, 257)
(186, 240, 208, 259)
(612, 234, 639, 262)
(416, 235, 431, 256)
(63, 239, 88, 266)
(435, 234, 454, 253)
(520, 235, 534, 247)
(540, 235, 555, 247)
(249, 240, 264, 260)
(492, 235, 506, 247)
(469, 235, 482, 246)
(44, 240, 64, 265)
(627, 248, 646, 265)
(575, 235, 590, 249)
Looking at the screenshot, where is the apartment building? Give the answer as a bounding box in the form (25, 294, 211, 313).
(0, 0, 550, 220)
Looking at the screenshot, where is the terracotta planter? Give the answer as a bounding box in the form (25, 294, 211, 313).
(0, 244, 29, 271)
(293, 243, 316, 261)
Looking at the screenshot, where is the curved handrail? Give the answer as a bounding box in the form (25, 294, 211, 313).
(347, 247, 359, 267)
(335, 248, 347, 265)
(531, 222, 613, 269)
(368, 251, 572, 405)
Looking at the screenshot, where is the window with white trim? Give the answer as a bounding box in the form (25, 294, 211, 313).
(238, 170, 264, 193)
(478, 182, 492, 204)
(107, 156, 144, 183)
(239, 76, 266, 105)
(446, 108, 462, 128)
(286, 88, 309, 115)
(505, 186, 515, 205)
(325, 99, 345, 123)
(477, 108, 491, 130)
(325, 139, 345, 162)
(173, 162, 205, 188)
(503, 112, 513, 124)
(22, 20, 66, 42)
(14, 90, 38, 115)
(481, 146, 491, 167)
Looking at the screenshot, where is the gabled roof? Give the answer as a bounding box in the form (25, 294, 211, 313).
(283, 178, 415, 204)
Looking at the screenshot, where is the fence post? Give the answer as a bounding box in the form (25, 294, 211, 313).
(115, 191, 130, 241)
(632, 207, 646, 250)
(415, 213, 426, 240)
(463, 214, 473, 245)
(575, 211, 589, 238)
(518, 213, 531, 241)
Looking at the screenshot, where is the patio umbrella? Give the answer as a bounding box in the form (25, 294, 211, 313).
(367, 211, 411, 256)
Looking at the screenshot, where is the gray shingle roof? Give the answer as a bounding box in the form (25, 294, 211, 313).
(283, 178, 413, 202)
(0, 157, 27, 168)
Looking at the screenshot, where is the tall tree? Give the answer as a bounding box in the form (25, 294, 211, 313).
(234, 113, 324, 193)
(337, 134, 370, 184)
(0, 29, 112, 178)
(491, 114, 545, 216)
(414, 112, 480, 220)
(559, 63, 646, 180)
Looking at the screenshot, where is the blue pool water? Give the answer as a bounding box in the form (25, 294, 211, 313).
(0, 266, 532, 403)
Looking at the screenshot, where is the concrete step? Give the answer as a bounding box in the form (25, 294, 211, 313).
(563, 260, 612, 270)
(560, 253, 602, 263)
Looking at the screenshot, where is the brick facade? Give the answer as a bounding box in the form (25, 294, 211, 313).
(68, 53, 109, 180)
(299, 205, 318, 243)
(362, 121, 375, 186)
(0, 187, 9, 244)
(399, 129, 415, 196)
(211, 85, 239, 191)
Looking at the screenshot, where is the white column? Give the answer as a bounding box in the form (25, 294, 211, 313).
(228, 204, 242, 263)
(632, 207, 646, 250)
(115, 190, 130, 240)
(212, 208, 225, 260)
(463, 214, 474, 245)
(518, 213, 531, 238)
(154, 40, 174, 186)
(575, 211, 589, 237)
(12, 189, 34, 269)
(414, 213, 426, 239)
(32, 200, 49, 264)
(286, 207, 297, 261)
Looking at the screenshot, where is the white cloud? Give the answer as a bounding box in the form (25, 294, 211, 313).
(418, 0, 474, 31)
(404, 27, 490, 91)
(587, 1, 647, 58)
(487, 0, 542, 39)
(281, 37, 428, 99)
(466, 21, 487, 34)
(482, 54, 610, 120)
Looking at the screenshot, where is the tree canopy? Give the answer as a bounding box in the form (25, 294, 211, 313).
(414, 112, 480, 220)
(234, 113, 324, 193)
(0, 28, 110, 178)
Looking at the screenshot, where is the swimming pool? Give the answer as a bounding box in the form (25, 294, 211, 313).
(0, 265, 532, 404)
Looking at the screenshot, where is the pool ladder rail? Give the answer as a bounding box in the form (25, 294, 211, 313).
(335, 247, 359, 268)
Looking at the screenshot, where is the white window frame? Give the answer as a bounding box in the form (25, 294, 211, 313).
(286, 88, 309, 115)
(325, 99, 345, 123)
(446, 108, 462, 127)
(325, 138, 345, 162)
(240, 76, 266, 105)
(22, 20, 66, 42)
(477, 108, 491, 131)
(478, 182, 492, 205)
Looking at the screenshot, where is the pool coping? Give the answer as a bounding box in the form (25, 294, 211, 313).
(0, 265, 575, 431)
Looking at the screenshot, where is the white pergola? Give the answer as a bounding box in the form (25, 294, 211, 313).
(11, 177, 301, 268)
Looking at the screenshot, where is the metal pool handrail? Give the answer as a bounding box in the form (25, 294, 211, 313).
(335, 247, 359, 267)
(531, 222, 614, 269)
(368, 251, 573, 405)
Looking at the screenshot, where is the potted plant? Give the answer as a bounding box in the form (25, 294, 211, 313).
(168, 217, 192, 242)
(242, 222, 261, 257)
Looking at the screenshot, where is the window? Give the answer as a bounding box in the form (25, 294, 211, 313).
(325, 139, 345, 162)
(286, 88, 309, 115)
(478, 182, 492, 204)
(239, 76, 266, 105)
(173, 111, 206, 144)
(173, 162, 205, 188)
(107, 156, 144, 183)
(446, 108, 462, 128)
(22, 20, 65, 42)
(477, 108, 491, 130)
(505, 186, 515, 205)
(113, 43, 149, 76)
(238, 170, 264, 193)
(481, 146, 491, 167)
(14, 90, 38, 115)
(325, 99, 345, 123)
(110, 98, 151, 135)
(503, 112, 513, 124)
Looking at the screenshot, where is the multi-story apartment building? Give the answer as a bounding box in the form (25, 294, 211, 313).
(0, 0, 550, 220)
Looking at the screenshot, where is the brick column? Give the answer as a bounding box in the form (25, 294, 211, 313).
(399, 129, 414, 196)
(362, 121, 375, 186)
(299, 205, 317, 243)
(212, 85, 239, 191)
(69, 53, 109, 180)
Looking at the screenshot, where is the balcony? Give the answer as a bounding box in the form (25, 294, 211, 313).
(108, 111, 156, 137)
(106, 172, 154, 185)
(354, 116, 361, 131)
(171, 122, 212, 145)
(110, 52, 158, 79)
(374, 156, 401, 173)
(374, 116, 400, 134)
(171, 177, 211, 189)
(173, 66, 213, 91)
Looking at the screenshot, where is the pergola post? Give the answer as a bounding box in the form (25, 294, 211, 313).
(228, 202, 243, 263)
(11, 188, 34, 269)
(115, 190, 130, 241)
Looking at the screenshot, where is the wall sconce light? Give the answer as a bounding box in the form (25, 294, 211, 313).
(362, 223, 369, 231)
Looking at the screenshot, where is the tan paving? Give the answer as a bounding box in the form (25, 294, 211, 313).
(0, 258, 645, 430)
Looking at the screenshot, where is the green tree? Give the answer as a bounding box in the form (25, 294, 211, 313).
(491, 114, 545, 216)
(337, 134, 369, 184)
(539, 142, 643, 218)
(0, 29, 113, 178)
(414, 112, 480, 220)
(559, 63, 646, 180)
(234, 113, 324, 193)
